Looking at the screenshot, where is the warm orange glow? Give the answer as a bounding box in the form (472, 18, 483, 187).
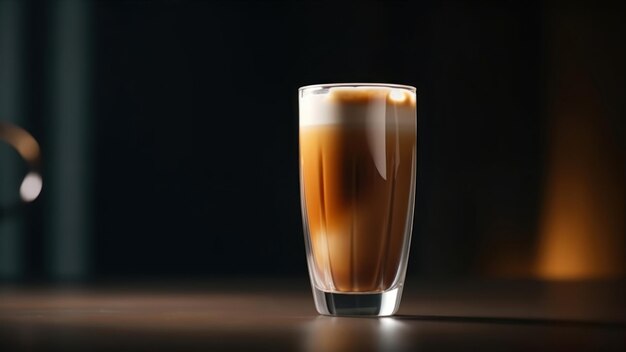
(536, 19, 625, 279)
(0, 121, 41, 165)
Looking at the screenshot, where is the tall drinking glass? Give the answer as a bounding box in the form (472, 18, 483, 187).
(299, 83, 417, 316)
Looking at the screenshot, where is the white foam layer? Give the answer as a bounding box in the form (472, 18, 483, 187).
(299, 87, 416, 127)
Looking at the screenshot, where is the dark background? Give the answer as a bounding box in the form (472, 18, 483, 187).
(0, 0, 624, 282)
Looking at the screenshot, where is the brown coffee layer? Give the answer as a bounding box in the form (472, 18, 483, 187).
(300, 121, 416, 293)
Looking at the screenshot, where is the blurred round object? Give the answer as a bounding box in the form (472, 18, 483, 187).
(0, 121, 42, 212)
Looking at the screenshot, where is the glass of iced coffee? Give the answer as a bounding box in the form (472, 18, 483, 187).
(299, 83, 416, 316)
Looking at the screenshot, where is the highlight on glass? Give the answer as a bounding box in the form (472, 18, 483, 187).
(299, 83, 417, 316)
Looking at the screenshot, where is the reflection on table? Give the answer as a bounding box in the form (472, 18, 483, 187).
(0, 280, 624, 351)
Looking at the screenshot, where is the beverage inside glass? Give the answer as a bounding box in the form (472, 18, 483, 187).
(299, 83, 417, 316)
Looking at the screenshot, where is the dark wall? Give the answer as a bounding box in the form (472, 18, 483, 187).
(1, 0, 624, 281)
(92, 0, 545, 278)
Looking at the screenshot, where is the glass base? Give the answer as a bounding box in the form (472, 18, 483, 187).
(311, 286, 403, 317)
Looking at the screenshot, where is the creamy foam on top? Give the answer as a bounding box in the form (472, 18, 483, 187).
(299, 87, 416, 127)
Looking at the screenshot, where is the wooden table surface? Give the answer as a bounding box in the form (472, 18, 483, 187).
(0, 279, 624, 351)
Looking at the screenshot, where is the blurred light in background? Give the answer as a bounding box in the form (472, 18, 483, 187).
(0, 122, 43, 204)
(20, 172, 42, 202)
(0, 0, 25, 279)
(0, 121, 41, 165)
(535, 5, 626, 279)
(46, 0, 93, 280)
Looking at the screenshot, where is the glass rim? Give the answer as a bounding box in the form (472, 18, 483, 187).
(299, 82, 416, 93)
